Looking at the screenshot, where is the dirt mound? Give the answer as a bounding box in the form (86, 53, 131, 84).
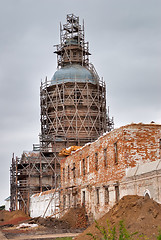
(35, 217, 70, 230)
(0, 210, 30, 226)
(61, 207, 88, 229)
(75, 195, 161, 240)
(21, 207, 88, 234)
(31, 207, 88, 231)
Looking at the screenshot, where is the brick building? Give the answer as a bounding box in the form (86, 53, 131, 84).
(60, 123, 161, 220)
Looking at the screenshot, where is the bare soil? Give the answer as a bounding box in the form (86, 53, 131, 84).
(27, 207, 88, 230)
(75, 195, 161, 240)
(0, 210, 30, 227)
(3, 196, 161, 239)
(1, 207, 87, 239)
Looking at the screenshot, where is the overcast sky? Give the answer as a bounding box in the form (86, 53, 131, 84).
(0, 0, 161, 205)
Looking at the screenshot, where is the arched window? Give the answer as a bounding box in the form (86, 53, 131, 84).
(144, 189, 151, 198)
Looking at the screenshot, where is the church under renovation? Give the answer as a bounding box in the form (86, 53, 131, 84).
(10, 14, 161, 221)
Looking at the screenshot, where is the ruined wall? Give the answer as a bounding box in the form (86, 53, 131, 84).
(60, 123, 161, 220)
(29, 190, 59, 218)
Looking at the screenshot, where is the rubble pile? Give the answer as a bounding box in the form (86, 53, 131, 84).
(32, 217, 70, 231)
(28, 207, 88, 231)
(75, 195, 161, 240)
(61, 207, 88, 229)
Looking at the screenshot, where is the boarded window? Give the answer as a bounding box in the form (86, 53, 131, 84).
(104, 148, 107, 168)
(96, 188, 99, 204)
(115, 185, 119, 202)
(114, 142, 118, 164)
(105, 187, 109, 205)
(83, 159, 85, 176)
(95, 152, 98, 171)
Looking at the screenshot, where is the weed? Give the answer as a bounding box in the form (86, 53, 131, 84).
(87, 220, 137, 240)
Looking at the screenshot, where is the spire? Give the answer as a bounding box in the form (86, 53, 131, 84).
(54, 14, 91, 68)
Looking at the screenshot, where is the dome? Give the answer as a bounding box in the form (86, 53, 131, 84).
(51, 64, 96, 85)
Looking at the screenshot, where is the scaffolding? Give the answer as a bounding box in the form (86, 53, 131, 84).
(40, 14, 110, 151)
(40, 78, 107, 148)
(54, 13, 90, 68)
(10, 14, 114, 214)
(10, 150, 60, 214)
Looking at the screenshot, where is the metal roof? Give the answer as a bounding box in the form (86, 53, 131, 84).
(51, 64, 97, 85)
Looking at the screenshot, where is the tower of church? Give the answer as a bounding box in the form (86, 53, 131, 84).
(10, 14, 113, 213)
(40, 14, 111, 155)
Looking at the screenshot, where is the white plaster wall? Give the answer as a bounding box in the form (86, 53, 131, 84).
(5, 200, 10, 211)
(120, 161, 161, 204)
(30, 191, 59, 218)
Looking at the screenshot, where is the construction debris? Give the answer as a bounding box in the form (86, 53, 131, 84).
(16, 223, 38, 229)
(59, 146, 82, 156)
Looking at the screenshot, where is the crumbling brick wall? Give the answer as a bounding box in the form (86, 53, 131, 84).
(60, 123, 161, 220)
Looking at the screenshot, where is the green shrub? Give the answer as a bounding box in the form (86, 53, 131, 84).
(157, 231, 161, 240)
(87, 220, 137, 240)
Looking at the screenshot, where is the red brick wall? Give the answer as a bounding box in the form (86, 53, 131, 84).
(60, 123, 161, 219)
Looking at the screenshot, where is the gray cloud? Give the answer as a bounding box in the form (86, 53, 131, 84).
(0, 0, 161, 204)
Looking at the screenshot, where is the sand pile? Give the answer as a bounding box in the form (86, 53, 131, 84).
(75, 195, 161, 240)
(0, 210, 30, 226)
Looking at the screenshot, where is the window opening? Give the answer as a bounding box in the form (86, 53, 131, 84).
(74, 89, 81, 103)
(68, 165, 70, 179)
(73, 51, 77, 58)
(79, 160, 81, 175)
(63, 168, 65, 182)
(115, 185, 119, 202)
(95, 152, 98, 171)
(68, 194, 70, 208)
(63, 195, 66, 210)
(73, 163, 75, 178)
(87, 156, 89, 173)
(83, 159, 85, 176)
(114, 142, 118, 164)
(96, 188, 99, 204)
(74, 195, 77, 208)
(104, 148, 107, 168)
(82, 191, 85, 206)
(105, 187, 109, 205)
